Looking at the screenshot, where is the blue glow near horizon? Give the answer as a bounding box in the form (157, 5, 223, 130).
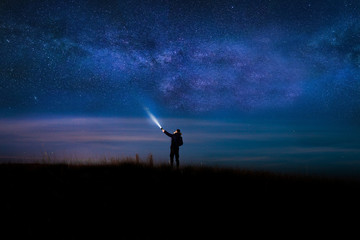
(1, 116, 360, 179)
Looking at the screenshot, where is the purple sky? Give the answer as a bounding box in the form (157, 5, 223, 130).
(1, 0, 360, 180)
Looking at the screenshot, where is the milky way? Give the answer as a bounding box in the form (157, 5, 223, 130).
(0, 0, 359, 118)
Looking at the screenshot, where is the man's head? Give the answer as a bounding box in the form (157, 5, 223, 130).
(174, 129, 181, 134)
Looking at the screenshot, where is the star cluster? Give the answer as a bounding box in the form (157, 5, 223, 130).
(0, 0, 359, 118)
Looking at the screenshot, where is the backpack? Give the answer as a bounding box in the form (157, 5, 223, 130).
(178, 136, 183, 146)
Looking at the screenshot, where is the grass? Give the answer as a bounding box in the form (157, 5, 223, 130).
(1, 159, 359, 237)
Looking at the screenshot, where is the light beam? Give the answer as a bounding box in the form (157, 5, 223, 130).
(144, 107, 162, 129)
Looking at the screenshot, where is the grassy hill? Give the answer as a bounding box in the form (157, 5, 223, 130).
(1, 162, 359, 237)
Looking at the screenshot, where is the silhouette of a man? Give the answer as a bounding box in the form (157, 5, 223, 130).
(161, 128, 183, 168)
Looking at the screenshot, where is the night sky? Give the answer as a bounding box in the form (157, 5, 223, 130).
(1, 0, 360, 178)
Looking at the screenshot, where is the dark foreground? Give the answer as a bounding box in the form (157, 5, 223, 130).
(1, 163, 360, 237)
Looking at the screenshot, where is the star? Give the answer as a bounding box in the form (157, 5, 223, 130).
(0, 0, 359, 119)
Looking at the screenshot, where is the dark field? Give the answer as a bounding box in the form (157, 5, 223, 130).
(1, 162, 359, 237)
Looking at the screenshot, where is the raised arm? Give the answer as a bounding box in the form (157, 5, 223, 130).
(161, 128, 172, 137)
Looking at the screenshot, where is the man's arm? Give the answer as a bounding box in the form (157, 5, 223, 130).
(161, 128, 172, 137)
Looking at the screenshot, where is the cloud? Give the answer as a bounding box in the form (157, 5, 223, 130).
(0, 117, 165, 143)
(1, 116, 359, 159)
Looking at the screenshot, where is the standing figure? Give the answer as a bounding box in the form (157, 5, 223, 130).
(161, 128, 183, 168)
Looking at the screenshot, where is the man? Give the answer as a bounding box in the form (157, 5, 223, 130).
(161, 128, 183, 168)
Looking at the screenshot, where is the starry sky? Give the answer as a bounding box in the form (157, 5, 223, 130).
(1, 0, 360, 178)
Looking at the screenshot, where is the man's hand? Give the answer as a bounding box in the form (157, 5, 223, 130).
(161, 128, 165, 133)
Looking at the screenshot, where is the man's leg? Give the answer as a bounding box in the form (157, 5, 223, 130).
(175, 148, 179, 168)
(170, 148, 174, 167)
